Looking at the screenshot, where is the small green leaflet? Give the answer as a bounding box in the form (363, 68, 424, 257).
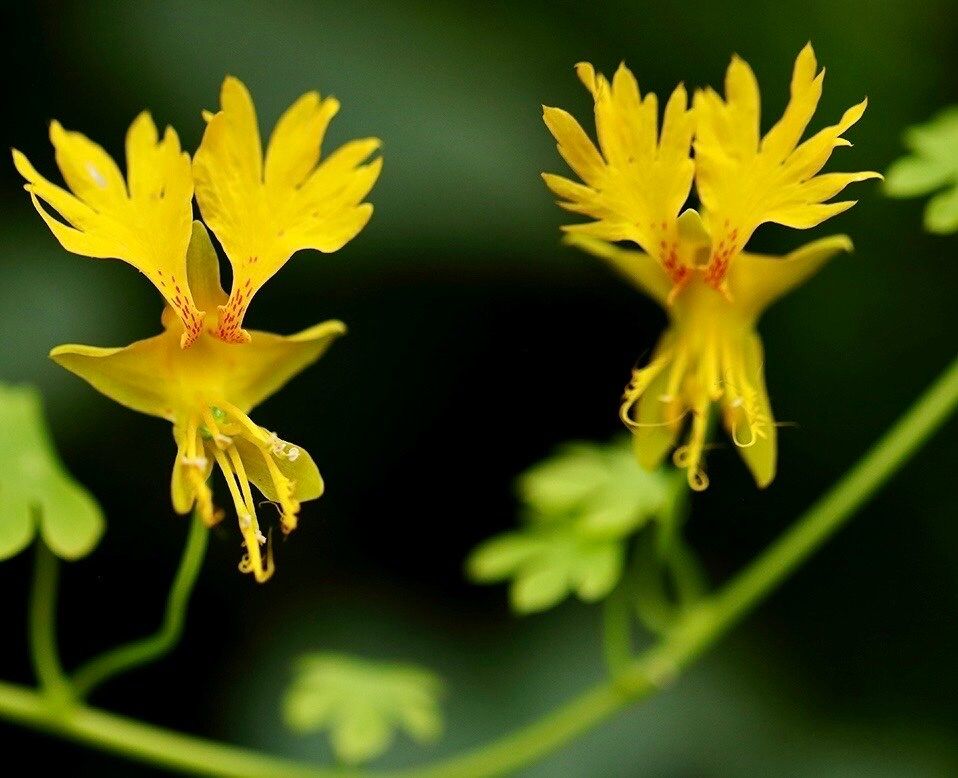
(0, 384, 104, 560)
(885, 107, 958, 234)
(283, 653, 443, 765)
(467, 437, 671, 614)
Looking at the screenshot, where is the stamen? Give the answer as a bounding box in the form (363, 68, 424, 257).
(258, 445, 301, 534)
(663, 346, 689, 402)
(701, 333, 722, 401)
(619, 352, 672, 429)
(673, 398, 710, 491)
(187, 467, 218, 526)
(185, 416, 200, 460)
(219, 401, 271, 445)
(227, 445, 257, 521)
(688, 468, 710, 491)
(213, 447, 273, 583)
(202, 407, 232, 450)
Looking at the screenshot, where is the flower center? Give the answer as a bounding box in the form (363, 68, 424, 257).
(620, 280, 769, 489)
(177, 402, 304, 582)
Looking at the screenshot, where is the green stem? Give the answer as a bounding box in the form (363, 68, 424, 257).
(29, 541, 73, 707)
(0, 679, 340, 778)
(601, 583, 633, 678)
(71, 513, 209, 697)
(0, 356, 955, 777)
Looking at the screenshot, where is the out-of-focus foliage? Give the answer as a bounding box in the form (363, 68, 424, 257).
(885, 108, 958, 233)
(467, 438, 672, 613)
(0, 384, 104, 560)
(283, 653, 443, 765)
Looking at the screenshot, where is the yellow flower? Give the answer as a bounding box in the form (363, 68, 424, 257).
(13, 76, 381, 348)
(51, 223, 344, 582)
(542, 45, 880, 489)
(12, 76, 379, 580)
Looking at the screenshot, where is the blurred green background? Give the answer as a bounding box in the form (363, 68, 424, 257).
(2, 0, 957, 774)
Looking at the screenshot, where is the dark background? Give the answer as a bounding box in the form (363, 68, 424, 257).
(1, 1, 957, 774)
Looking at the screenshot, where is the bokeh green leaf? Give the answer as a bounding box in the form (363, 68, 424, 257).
(885, 107, 958, 233)
(283, 653, 443, 765)
(467, 438, 671, 614)
(0, 384, 104, 560)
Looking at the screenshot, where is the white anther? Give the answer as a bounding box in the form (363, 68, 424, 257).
(730, 397, 744, 409)
(286, 447, 300, 462)
(180, 455, 208, 468)
(255, 529, 267, 545)
(238, 513, 252, 530)
(214, 433, 234, 446)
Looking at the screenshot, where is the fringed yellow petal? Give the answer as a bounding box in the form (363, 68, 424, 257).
(13, 114, 202, 346)
(265, 91, 340, 190)
(760, 43, 823, 162)
(694, 44, 878, 289)
(723, 55, 761, 155)
(49, 120, 127, 208)
(730, 234, 853, 319)
(194, 76, 380, 343)
(542, 63, 695, 285)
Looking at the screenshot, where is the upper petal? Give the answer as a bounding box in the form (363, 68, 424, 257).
(693, 44, 879, 289)
(542, 63, 695, 285)
(194, 77, 380, 343)
(13, 113, 202, 345)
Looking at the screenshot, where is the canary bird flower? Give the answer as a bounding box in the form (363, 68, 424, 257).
(543, 45, 880, 489)
(13, 77, 378, 580)
(51, 223, 345, 582)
